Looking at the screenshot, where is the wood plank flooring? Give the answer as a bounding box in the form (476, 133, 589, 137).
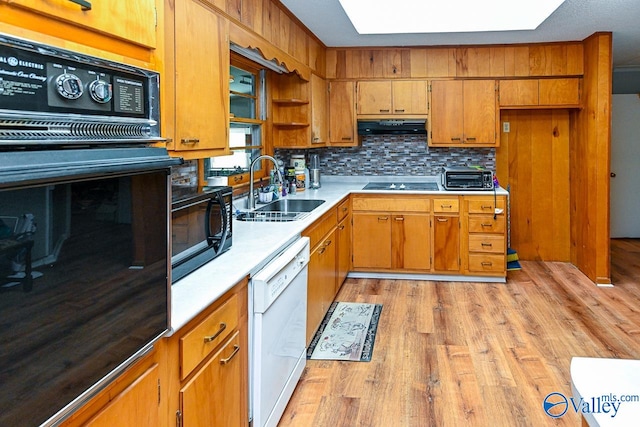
(279, 240, 640, 427)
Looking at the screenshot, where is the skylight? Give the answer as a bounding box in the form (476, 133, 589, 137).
(338, 0, 566, 34)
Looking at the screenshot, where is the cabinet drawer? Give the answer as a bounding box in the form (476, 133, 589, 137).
(432, 198, 459, 213)
(466, 197, 506, 213)
(352, 197, 430, 212)
(468, 254, 505, 273)
(180, 293, 238, 380)
(469, 234, 505, 253)
(303, 208, 337, 249)
(337, 197, 351, 222)
(468, 216, 505, 234)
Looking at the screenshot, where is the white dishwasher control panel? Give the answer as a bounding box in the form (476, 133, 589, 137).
(252, 237, 310, 313)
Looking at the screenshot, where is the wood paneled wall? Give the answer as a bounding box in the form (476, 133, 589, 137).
(217, 0, 326, 76)
(496, 110, 571, 261)
(571, 32, 612, 285)
(326, 43, 584, 79)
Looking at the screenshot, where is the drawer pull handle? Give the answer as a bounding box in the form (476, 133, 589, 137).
(378, 216, 389, 221)
(69, 0, 92, 10)
(467, 137, 477, 141)
(437, 218, 449, 222)
(318, 247, 326, 255)
(220, 345, 240, 365)
(338, 225, 345, 230)
(481, 262, 493, 266)
(324, 240, 332, 247)
(394, 109, 405, 113)
(481, 205, 493, 209)
(379, 109, 390, 113)
(441, 204, 452, 209)
(181, 138, 200, 144)
(204, 323, 227, 343)
(341, 137, 352, 141)
(394, 217, 404, 221)
(481, 223, 493, 227)
(481, 242, 493, 247)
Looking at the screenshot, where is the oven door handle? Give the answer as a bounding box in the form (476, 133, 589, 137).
(206, 192, 228, 254)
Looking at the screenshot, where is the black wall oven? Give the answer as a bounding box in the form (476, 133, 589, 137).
(0, 34, 180, 426)
(171, 186, 233, 283)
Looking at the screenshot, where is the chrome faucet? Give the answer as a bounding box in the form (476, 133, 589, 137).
(248, 155, 284, 210)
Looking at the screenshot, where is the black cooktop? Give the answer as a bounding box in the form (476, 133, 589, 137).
(362, 182, 440, 191)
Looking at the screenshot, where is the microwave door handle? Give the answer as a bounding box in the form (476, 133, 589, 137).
(205, 193, 228, 254)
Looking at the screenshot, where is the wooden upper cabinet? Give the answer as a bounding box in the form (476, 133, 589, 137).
(329, 81, 357, 146)
(310, 74, 329, 146)
(499, 78, 581, 108)
(173, 0, 230, 154)
(357, 80, 428, 116)
(429, 80, 497, 147)
(7, 0, 157, 48)
(357, 81, 392, 115)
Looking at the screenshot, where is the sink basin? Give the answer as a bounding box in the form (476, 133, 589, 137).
(255, 199, 325, 213)
(236, 199, 326, 222)
(362, 182, 440, 191)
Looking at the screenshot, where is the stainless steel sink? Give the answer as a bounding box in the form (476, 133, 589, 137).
(236, 199, 325, 222)
(255, 199, 325, 213)
(362, 182, 440, 191)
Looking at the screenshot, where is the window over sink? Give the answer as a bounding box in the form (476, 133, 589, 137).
(205, 57, 268, 183)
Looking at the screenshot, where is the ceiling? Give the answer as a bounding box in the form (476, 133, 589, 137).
(280, 0, 640, 70)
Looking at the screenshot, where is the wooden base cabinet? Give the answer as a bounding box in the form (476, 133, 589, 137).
(336, 197, 352, 291)
(167, 278, 249, 427)
(303, 208, 338, 343)
(462, 196, 507, 276)
(432, 215, 460, 272)
(352, 195, 431, 272)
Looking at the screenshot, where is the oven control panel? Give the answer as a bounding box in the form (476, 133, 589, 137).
(0, 34, 154, 120)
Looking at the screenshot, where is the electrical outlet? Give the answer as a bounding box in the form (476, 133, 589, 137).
(502, 121, 510, 133)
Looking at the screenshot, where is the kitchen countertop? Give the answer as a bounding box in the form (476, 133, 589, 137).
(169, 176, 509, 334)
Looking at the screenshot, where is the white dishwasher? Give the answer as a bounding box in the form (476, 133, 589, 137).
(250, 236, 309, 427)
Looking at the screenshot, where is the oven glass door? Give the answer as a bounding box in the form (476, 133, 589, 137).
(0, 171, 169, 426)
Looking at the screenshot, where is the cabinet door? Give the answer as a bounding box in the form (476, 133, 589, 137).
(499, 80, 539, 106)
(84, 364, 160, 426)
(433, 215, 460, 272)
(430, 80, 464, 145)
(539, 78, 581, 106)
(307, 232, 337, 343)
(391, 214, 431, 270)
(352, 212, 391, 269)
(463, 80, 496, 145)
(9, 0, 157, 48)
(357, 81, 392, 115)
(181, 331, 242, 427)
(310, 74, 328, 145)
(174, 0, 229, 152)
(392, 80, 428, 115)
(329, 81, 357, 145)
(336, 215, 352, 291)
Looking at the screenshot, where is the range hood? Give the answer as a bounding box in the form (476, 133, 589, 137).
(357, 119, 427, 135)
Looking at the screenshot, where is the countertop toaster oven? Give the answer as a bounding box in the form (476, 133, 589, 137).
(441, 166, 494, 190)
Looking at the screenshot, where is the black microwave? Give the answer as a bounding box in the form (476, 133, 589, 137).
(171, 186, 233, 283)
(441, 166, 494, 190)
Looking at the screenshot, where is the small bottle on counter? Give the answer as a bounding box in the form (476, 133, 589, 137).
(289, 180, 297, 195)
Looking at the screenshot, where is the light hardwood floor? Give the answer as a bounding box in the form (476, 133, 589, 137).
(279, 240, 640, 426)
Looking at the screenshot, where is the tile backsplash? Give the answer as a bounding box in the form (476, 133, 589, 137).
(275, 135, 495, 176)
